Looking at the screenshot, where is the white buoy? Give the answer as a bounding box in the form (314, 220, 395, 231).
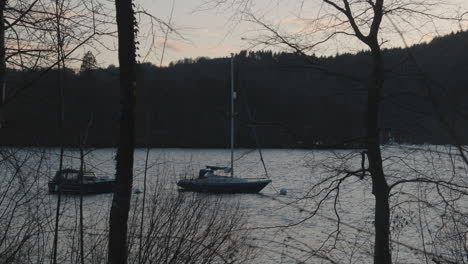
(279, 188, 287, 195)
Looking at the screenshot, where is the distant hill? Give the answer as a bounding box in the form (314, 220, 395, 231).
(1, 30, 467, 148)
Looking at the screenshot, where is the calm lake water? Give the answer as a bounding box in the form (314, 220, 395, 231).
(3, 146, 467, 263)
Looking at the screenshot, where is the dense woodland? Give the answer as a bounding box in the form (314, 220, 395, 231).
(1, 30, 467, 148)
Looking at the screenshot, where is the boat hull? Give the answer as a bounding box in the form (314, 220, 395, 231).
(48, 181, 115, 194)
(177, 178, 271, 193)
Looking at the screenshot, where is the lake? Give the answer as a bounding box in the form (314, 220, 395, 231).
(1, 146, 467, 263)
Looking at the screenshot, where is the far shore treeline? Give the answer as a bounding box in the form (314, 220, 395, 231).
(1, 31, 467, 148)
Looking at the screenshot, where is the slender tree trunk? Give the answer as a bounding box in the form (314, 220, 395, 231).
(52, 2, 66, 261)
(367, 41, 392, 264)
(107, 0, 137, 262)
(79, 146, 85, 264)
(0, 0, 6, 127)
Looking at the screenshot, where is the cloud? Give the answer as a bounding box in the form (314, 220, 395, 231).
(158, 39, 185, 54)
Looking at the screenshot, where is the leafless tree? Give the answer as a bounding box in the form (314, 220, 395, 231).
(0, 0, 114, 113)
(107, 0, 138, 262)
(0, 148, 52, 264)
(199, 1, 467, 264)
(386, 18, 468, 264)
(125, 172, 255, 264)
(16, 153, 254, 264)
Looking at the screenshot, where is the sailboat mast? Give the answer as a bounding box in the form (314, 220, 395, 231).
(230, 54, 234, 177)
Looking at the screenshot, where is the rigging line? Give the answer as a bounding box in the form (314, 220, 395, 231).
(238, 80, 268, 176)
(238, 75, 272, 179)
(233, 148, 255, 163)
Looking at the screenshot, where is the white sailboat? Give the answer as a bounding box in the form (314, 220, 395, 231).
(177, 55, 272, 193)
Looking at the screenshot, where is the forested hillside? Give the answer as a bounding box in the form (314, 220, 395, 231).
(1, 30, 467, 148)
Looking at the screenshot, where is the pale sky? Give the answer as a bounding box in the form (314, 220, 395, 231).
(93, 0, 468, 67)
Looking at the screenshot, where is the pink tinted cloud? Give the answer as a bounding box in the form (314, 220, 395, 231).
(158, 39, 185, 53)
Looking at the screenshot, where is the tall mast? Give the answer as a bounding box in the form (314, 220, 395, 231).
(230, 54, 235, 177)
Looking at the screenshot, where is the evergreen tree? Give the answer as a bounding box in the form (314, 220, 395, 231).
(80, 51, 97, 73)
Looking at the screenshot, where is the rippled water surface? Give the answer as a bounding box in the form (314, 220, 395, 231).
(5, 146, 468, 263)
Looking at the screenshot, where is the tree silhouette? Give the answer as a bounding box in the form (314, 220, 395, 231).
(80, 51, 98, 74)
(107, 0, 137, 263)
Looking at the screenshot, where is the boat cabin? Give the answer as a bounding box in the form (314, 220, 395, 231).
(198, 166, 232, 179)
(52, 169, 99, 182)
(48, 169, 114, 194)
(52, 169, 81, 183)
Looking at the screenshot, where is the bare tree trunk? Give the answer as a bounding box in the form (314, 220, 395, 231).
(367, 41, 391, 264)
(79, 146, 85, 264)
(0, 0, 5, 127)
(52, 2, 66, 262)
(108, 0, 137, 262)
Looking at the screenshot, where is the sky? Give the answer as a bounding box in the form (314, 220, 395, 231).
(94, 0, 468, 67)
